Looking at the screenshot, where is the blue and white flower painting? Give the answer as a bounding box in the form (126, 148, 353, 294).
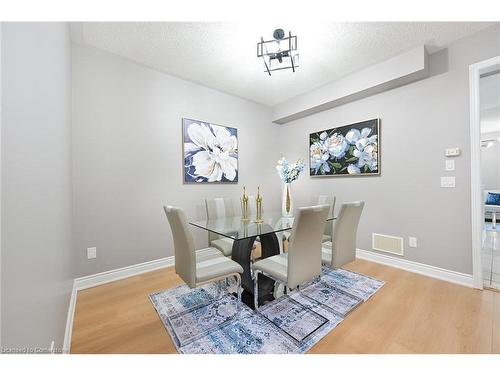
(183, 118, 238, 183)
(309, 119, 380, 176)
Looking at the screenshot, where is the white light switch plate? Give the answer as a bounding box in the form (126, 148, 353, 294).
(445, 159, 455, 171)
(409, 237, 417, 248)
(87, 247, 97, 259)
(440, 176, 456, 188)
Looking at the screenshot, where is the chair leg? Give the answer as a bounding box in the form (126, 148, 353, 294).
(254, 271, 260, 311)
(215, 280, 224, 300)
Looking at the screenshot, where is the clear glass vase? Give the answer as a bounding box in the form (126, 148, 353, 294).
(281, 182, 293, 218)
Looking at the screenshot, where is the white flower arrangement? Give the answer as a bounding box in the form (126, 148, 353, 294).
(276, 156, 305, 183)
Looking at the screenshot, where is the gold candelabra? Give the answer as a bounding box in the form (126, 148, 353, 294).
(255, 186, 263, 223)
(241, 186, 249, 221)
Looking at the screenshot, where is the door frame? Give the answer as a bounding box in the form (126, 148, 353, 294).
(0, 22, 3, 347)
(469, 55, 500, 289)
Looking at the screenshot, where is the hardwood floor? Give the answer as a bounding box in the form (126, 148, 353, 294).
(70, 258, 500, 354)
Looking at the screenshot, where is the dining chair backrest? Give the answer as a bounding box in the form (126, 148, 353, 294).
(163, 206, 196, 288)
(312, 195, 336, 237)
(331, 201, 364, 268)
(287, 205, 330, 289)
(205, 198, 235, 241)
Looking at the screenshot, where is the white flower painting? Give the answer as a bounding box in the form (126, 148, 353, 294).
(183, 118, 238, 183)
(309, 119, 380, 177)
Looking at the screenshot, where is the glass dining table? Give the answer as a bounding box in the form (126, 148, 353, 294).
(190, 211, 336, 308)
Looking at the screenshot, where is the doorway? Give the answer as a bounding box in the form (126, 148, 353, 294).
(480, 71, 500, 289)
(470, 56, 500, 289)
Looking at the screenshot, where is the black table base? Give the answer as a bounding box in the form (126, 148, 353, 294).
(231, 232, 281, 309)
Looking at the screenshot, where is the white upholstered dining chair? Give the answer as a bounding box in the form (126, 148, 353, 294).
(282, 195, 335, 244)
(317, 195, 336, 242)
(252, 205, 330, 310)
(163, 206, 243, 307)
(205, 198, 236, 256)
(321, 201, 364, 269)
(205, 197, 258, 259)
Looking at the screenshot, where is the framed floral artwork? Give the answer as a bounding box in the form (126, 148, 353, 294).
(182, 118, 238, 183)
(309, 119, 380, 176)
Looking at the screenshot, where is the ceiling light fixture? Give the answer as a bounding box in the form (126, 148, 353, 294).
(257, 28, 299, 76)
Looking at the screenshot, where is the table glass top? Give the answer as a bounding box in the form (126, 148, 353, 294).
(189, 211, 335, 240)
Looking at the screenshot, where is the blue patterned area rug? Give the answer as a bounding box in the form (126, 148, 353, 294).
(149, 266, 384, 354)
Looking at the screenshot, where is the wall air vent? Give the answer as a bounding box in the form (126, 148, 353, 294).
(372, 233, 404, 256)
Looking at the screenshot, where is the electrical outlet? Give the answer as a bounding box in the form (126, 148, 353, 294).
(87, 247, 97, 259)
(409, 237, 417, 248)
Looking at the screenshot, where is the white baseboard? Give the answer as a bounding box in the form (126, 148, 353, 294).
(73, 256, 175, 291)
(63, 256, 175, 353)
(356, 248, 473, 287)
(63, 281, 77, 354)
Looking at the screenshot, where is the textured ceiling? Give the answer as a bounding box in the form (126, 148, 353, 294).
(72, 22, 498, 106)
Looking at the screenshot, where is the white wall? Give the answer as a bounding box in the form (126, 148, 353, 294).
(276, 27, 500, 275)
(72, 44, 282, 277)
(1, 23, 74, 350)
